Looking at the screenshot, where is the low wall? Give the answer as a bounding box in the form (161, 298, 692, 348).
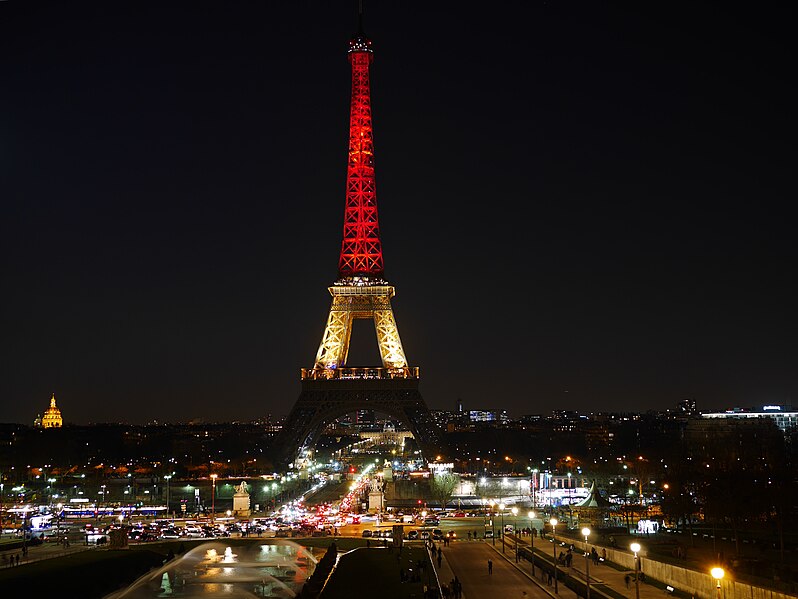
(601, 545, 796, 599)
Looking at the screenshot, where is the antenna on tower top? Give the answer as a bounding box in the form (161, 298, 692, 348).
(357, 0, 365, 34)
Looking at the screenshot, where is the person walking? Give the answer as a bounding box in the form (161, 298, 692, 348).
(624, 573, 631, 588)
(488, 559, 493, 575)
(437, 552, 442, 568)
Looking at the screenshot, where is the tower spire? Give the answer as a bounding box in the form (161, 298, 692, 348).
(339, 5, 382, 280)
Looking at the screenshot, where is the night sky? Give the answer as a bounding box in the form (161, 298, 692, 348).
(2, 2, 796, 424)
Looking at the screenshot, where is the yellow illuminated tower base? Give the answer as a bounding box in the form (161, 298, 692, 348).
(310, 281, 413, 378)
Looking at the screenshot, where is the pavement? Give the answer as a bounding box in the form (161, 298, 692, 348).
(426, 532, 678, 599)
(511, 533, 668, 599)
(0, 539, 94, 568)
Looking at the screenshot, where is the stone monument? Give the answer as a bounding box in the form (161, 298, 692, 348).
(232, 481, 251, 518)
(368, 477, 384, 513)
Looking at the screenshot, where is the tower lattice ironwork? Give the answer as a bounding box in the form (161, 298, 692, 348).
(273, 17, 442, 467)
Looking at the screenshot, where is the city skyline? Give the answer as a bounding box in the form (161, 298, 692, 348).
(2, 2, 795, 424)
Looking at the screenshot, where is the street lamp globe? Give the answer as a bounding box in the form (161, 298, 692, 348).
(511, 507, 518, 516)
(550, 517, 557, 527)
(528, 510, 535, 519)
(582, 527, 591, 539)
(711, 568, 724, 581)
(630, 542, 641, 554)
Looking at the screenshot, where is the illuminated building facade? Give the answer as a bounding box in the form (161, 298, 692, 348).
(701, 404, 798, 433)
(40, 393, 63, 428)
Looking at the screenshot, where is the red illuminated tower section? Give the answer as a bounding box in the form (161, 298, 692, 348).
(338, 31, 384, 279)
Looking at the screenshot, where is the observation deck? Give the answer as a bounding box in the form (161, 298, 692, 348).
(301, 366, 419, 381)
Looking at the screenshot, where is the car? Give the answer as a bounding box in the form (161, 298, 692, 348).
(420, 531, 430, 540)
(504, 524, 515, 532)
(431, 529, 444, 541)
(453, 512, 466, 518)
(423, 517, 440, 527)
(484, 530, 494, 538)
(361, 529, 372, 537)
(407, 530, 419, 540)
(445, 531, 457, 539)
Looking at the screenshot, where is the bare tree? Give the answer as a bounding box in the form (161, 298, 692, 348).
(430, 472, 459, 510)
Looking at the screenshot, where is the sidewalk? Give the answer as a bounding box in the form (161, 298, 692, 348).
(430, 543, 464, 598)
(511, 534, 666, 599)
(0, 541, 93, 568)
(486, 539, 567, 598)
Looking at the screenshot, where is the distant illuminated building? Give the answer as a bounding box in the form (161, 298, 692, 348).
(702, 404, 797, 433)
(468, 410, 509, 424)
(40, 393, 63, 428)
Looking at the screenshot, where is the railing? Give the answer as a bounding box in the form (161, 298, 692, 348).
(301, 367, 419, 381)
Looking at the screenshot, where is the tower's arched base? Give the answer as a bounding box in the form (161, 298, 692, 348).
(273, 377, 444, 469)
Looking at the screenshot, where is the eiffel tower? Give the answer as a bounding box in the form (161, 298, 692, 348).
(273, 14, 443, 468)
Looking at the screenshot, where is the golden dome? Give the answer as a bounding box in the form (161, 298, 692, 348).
(42, 393, 63, 428)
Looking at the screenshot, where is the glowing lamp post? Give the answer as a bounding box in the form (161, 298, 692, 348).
(511, 507, 519, 561)
(489, 500, 495, 545)
(499, 503, 506, 554)
(210, 474, 218, 525)
(550, 517, 559, 594)
(528, 511, 536, 576)
(630, 542, 641, 599)
(164, 475, 172, 518)
(582, 527, 591, 599)
(711, 567, 724, 599)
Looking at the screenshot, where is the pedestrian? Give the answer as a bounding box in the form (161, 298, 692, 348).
(488, 559, 493, 575)
(437, 552, 442, 568)
(624, 573, 631, 588)
(601, 548, 606, 561)
(547, 571, 553, 585)
(467, 531, 471, 540)
(453, 576, 462, 599)
(16, 554, 20, 566)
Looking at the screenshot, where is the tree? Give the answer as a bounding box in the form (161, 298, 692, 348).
(430, 472, 459, 510)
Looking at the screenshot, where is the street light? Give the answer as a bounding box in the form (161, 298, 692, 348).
(550, 517, 559, 594)
(164, 475, 172, 518)
(489, 500, 495, 545)
(511, 507, 519, 562)
(528, 511, 536, 576)
(582, 527, 591, 599)
(210, 474, 218, 525)
(630, 542, 641, 599)
(711, 567, 724, 599)
(499, 503, 506, 554)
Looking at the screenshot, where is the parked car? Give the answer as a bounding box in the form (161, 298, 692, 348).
(361, 529, 372, 538)
(432, 529, 444, 541)
(420, 531, 430, 540)
(484, 530, 494, 538)
(407, 530, 419, 540)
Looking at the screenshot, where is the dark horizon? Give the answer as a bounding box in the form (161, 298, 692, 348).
(2, 2, 796, 425)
